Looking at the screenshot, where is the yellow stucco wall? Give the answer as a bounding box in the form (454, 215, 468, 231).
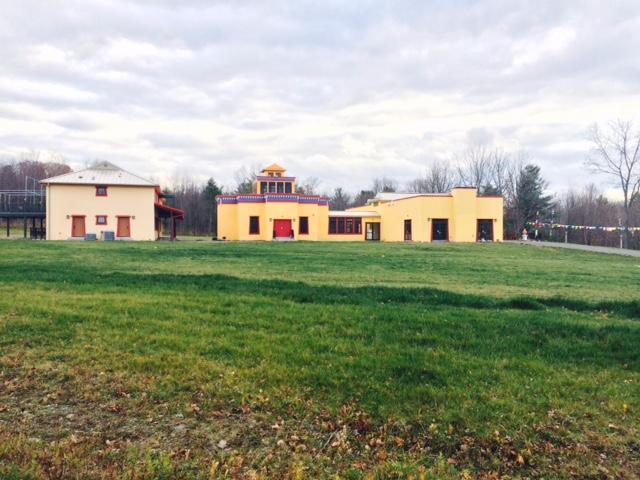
(217, 201, 329, 241)
(46, 184, 156, 241)
(216, 187, 503, 243)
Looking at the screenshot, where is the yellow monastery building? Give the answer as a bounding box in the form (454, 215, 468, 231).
(216, 164, 503, 242)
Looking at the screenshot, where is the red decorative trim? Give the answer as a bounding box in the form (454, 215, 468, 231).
(95, 185, 108, 197)
(116, 216, 131, 237)
(95, 215, 108, 225)
(71, 215, 86, 238)
(216, 193, 326, 199)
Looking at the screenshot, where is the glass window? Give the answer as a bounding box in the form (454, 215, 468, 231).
(268, 182, 276, 193)
(96, 186, 108, 196)
(249, 216, 260, 234)
(260, 182, 267, 193)
(277, 182, 284, 193)
(285, 182, 292, 193)
(299, 216, 309, 234)
(328, 217, 362, 235)
(96, 215, 107, 225)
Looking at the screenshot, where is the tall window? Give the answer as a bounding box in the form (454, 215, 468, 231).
(268, 182, 276, 193)
(260, 182, 267, 193)
(285, 182, 292, 193)
(299, 216, 309, 234)
(249, 216, 260, 234)
(277, 182, 284, 193)
(95, 185, 108, 196)
(328, 217, 362, 234)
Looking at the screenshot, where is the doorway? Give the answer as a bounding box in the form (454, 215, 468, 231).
(431, 219, 448, 241)
(117, 216, 131, 238)
(365, 222, 380, 241)
(404, 219, 412, 241)
(71, 216, 85, 238)
(273, 219, 292, 238)
(477, 219, 494, 241)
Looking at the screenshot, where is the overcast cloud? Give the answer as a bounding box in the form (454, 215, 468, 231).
(1, 0, 639, 194)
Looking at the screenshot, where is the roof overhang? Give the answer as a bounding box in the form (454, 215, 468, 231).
(329, 210, 380, 218)
(155, 202, 185, 219)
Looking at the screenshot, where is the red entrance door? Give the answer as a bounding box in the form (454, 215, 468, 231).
(71, 216, 85, 237)
(273, 219, 292, 238)
(117, 216, 131, 237)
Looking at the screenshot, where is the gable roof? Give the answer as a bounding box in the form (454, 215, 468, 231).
(40, 161, 157, 187)
(261, 163, 286, 172)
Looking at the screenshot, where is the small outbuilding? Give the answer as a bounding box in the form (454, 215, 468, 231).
(40, 161, 184, 241)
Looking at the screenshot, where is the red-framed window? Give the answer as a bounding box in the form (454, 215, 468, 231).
(96, 215, 108, 225)
(299, 216, 309, 234)
(249, 216, 260, 234)
(96, 185, 108, 196)
(328, 217, 362, 235)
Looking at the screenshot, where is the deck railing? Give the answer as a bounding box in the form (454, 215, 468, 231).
(0, 190, 46, 215)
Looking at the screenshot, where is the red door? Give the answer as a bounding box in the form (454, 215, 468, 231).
(273, 219, 292, 238)
(117, 216, 131, 237)
(71, 216, 85, 237)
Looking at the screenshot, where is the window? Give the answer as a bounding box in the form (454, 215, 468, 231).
(328, 217, 362, 235)
(96, 185, 108, 196)
(299, 216, 309, 234)
(285, 182, 292, 193)
(260, 182, 267, 193)
(277, 182, 284, 193)
(96, 215, 107, 225)
(268, 182, 276, 193)
(249, 216, 260, 234)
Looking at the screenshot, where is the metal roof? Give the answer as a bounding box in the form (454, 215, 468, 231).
(40, 161, 157, 187)
(329, 210, 380, 217)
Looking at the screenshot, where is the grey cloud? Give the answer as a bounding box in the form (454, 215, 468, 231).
(1, 0, 640, 192)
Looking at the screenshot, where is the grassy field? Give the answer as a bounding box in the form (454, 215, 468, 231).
(0, 241, 639, 479)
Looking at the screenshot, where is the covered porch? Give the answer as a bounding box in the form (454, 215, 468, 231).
(155, 202, 185, 241)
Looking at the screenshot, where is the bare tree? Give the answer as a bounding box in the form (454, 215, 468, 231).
(407, 160, 454, 193)
(297, 176, 321, 195)
(233, 165, 259, 194)
(330, 187, 351, 210)
(351, 190, 375, 207)
(371, 176, 397, 194)
(487, 149, 512, 195)
(587, 120, 640, 247)
(456, 145, 491, 189)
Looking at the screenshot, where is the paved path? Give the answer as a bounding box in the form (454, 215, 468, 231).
(506, 240, 640, 257)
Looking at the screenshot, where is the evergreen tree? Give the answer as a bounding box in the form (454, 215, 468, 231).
(203, 178, 223, 238)
(515, 164, 553, 232)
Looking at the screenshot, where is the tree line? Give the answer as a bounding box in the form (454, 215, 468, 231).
(1, 120, 638, 244)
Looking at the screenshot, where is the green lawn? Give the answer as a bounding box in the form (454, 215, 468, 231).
(0, 241, 638, 479)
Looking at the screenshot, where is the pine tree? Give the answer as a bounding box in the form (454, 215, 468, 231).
(203, 178, 223, 238)
(515, 164, 553, 232)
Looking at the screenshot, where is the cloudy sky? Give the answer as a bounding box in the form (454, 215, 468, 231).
(1, 0, 639, 194)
